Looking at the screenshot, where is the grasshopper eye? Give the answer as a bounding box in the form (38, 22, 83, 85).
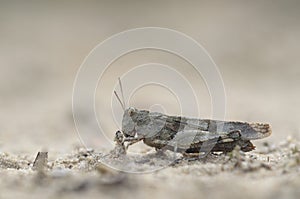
(128, 107, 135, 117)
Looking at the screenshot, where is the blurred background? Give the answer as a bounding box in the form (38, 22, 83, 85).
(0, 0, 299, 154)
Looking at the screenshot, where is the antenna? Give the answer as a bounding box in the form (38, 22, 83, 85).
(114, 90, 125, 110)
(118, 77, 126, 108)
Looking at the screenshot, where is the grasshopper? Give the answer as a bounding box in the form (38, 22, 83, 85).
(113, 79, 272, 157)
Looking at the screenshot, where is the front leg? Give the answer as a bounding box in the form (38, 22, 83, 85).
(110, 131, 126, 157)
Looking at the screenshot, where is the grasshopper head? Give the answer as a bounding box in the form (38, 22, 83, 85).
(121, 107, 138, 137)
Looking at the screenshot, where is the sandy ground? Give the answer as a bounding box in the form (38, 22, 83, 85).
(0, 137, 300, 199)
(1, 0, 300, 198)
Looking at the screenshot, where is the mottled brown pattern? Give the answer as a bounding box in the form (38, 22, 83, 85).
(121, 108, 271, 154)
